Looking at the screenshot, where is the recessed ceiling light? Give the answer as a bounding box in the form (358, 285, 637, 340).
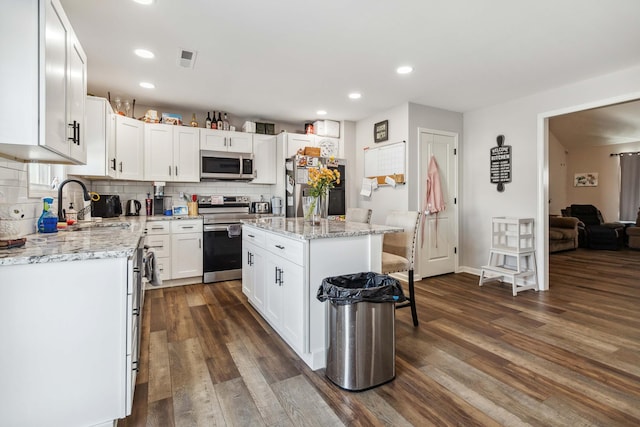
(316, 110, 327, 116)
(348, 93, 362, 100)
(396, 65, 413, 74)
(139, 82, 155, 89)
(134, 49, 154, 59)
(133, 0, 154, 5)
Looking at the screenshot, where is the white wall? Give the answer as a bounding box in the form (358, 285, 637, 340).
(407, 102, 463, 211)
(548, 132, 568, 215)
(353, 102, 463, 225)
(461, 64, 640, 289)
(354, 103, 409, 225)
(564, 141, 640, 221)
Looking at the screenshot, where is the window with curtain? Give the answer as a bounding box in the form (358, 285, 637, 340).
(619, 153, 640, 221)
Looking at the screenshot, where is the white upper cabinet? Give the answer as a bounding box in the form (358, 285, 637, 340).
(115, 115, 144, 181)
(173, 126, 200, 182)
(144, 124, 199, 182)
(251, 134, 277, 184)
(200, 128, 252, 153)
(0, 0, 87, 164)
(277, 133, 314, 159)
(68, 96, 116, 178)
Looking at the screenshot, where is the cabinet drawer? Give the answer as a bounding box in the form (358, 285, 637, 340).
(243, 226, 265, 247)
(145, 234, 171, 258)
(171, 219, 203, 234)
(146, 221, 170, 234)
(265, 232, 304, 266)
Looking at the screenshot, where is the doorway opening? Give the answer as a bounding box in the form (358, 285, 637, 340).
(540, 95, 640, 290)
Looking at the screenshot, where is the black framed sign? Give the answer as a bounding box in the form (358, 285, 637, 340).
(374, 120, 388, 143)
(489, 134, 511, 192)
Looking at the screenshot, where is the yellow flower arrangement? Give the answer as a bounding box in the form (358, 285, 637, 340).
(307, 164, 340, 197)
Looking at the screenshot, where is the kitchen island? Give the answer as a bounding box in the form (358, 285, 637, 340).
(241, 217, 402, 370)
(0, 219, 146, 427)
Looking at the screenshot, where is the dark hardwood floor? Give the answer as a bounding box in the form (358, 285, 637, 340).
(119, 248, 640, 426)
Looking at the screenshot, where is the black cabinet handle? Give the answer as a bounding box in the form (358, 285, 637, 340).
(275, 245, 285, 250)
(111, 158, 116, 170)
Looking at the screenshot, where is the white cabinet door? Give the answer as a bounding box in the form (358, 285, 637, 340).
(264, 251, 304, 352)
(68, 96, 116, 178)
(144, 123, 173, 181)
(227, 131, 252, 153)
(200, 128, 227, 151)
(0, 0, 86, 164)
(200, 128, 252, 153)
(173, 126, 200, 182)
(242, 240, 265, 310)
(264, 256, 284, 327)
(250, 248, 265, 311)
(67, 36, 87, 164)
(251, 134, 277, 184)
(170, 220, 203, 280)
(171, 233, 203, 279)
(279, 133, 313, 159)
(115, 115, 144, 180)
(278, 256, 304, 351)
(242, 241, 254, 298)
(44, 0, 70, 158)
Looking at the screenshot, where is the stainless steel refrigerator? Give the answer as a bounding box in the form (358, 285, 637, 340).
(285, 155, 346, 219)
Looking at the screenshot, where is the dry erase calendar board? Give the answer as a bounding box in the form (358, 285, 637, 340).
(364, 141, 406, 178)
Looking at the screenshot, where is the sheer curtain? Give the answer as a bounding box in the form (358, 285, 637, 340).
(619, 153, 640, 221)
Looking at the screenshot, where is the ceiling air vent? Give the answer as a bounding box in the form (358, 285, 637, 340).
(177, 48, 197, 69)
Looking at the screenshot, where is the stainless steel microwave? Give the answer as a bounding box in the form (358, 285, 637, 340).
(200, 150, 254, 180)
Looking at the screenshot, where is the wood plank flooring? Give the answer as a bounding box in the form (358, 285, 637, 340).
(118, 248, 640, 426)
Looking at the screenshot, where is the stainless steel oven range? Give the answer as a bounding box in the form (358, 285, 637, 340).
(198, 195, 259, 283)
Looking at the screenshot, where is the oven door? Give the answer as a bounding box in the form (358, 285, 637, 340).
(203, 224, 243, 283)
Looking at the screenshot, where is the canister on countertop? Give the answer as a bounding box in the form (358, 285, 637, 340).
(145, 194, 153, 216)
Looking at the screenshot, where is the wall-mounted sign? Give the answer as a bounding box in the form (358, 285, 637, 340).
(374, 120, 388, 143)
(490, 134, 511, 192)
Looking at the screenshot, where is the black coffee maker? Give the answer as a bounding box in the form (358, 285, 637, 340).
(153, 183, 165, 215)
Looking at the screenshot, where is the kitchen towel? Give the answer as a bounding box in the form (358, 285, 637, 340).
(144, 250, 163, 286)
(421, 155, 446, 248)
(227, 224, 242, 237)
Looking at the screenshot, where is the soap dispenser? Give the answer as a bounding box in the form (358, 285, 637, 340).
(37, 197, 58, 233)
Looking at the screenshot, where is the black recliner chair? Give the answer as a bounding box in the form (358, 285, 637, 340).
(566, 204, 624, 250)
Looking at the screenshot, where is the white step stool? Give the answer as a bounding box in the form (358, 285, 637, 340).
(479, 217, 538, 296)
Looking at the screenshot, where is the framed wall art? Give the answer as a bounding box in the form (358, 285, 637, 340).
(374, 120, 388, 143)
(574, 172, 598, 187)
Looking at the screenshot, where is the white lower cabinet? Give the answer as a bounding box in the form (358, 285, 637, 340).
(145, 222, 172, 281)
(265, 252, 304, 350)
(146, 219, 203, 284)
(242, 225, 304, 354)
(0, 255, 139, 426)
(171, 220, 203, 279)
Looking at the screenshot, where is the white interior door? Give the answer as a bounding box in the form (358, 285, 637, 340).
(419, 130, 458, 277)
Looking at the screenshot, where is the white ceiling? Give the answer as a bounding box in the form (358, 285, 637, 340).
(60, 0, 640, 126)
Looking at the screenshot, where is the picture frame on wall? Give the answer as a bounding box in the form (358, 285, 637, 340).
(374, 120, 388, 143)
(574, 172, 598, 187)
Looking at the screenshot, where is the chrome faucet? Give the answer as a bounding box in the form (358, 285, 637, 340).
(57, 179, 92, 220)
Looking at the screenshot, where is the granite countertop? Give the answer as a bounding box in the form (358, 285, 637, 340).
(242, 217, 402, 240)
(0, 217, 149, 266)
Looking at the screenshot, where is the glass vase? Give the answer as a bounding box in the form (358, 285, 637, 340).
(303, 196, 321, 225)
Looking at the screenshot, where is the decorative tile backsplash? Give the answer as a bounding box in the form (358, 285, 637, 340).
(0, 157, 276, 238)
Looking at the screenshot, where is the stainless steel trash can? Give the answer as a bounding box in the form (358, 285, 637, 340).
(317, 272, 406, 391)
(325, 300, 396, 391)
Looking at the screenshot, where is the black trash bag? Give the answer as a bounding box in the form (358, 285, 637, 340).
(317, 272, 407, 305)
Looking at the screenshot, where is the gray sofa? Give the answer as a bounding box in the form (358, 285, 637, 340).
(549, 216, 581, 253)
